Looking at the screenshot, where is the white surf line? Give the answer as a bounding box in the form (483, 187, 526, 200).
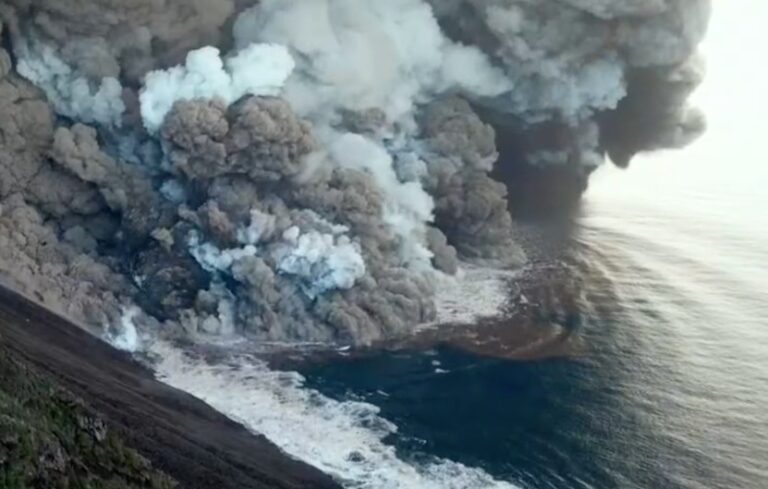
(149, 340, 521, 489)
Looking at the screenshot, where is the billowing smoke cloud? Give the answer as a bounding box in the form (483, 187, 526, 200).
(231, 0, 518, 269)
(140, 44, 295, 133)
(0, 0, 710, 346)
(233, 0, 512, 122)
(0, 0, 236, 79)
(15, 37, 126, 126)
(427, 0, 711, 168)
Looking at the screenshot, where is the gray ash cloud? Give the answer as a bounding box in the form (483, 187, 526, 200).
(0, 0, 710, 346)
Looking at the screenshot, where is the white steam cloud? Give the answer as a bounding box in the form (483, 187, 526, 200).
(233, 0, 511, 123)
(277, 227, 366, 297)
(16, 40, 125, 127)
(227, 0, 513, 268)
(140, 44, 295, 133)
(328, 133, 436, 267)
(188, 210, 366, 297)
(105, 307, 142, 352)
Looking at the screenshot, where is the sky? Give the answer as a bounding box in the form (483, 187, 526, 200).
(693, 0, 768, 148)
(589, 0, 768, 198)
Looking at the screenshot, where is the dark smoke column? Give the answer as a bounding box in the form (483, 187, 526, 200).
(428, 0, 711, 217)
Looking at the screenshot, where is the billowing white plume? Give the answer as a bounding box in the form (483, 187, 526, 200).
(277, 227, 367, 297)
(471, 2, 629, 122)
(16, 40, 125, 127)
(189, 233, 259, 273)
(233, 0, 511, 124)
(229, 0, 512, 268)
(188, 210, 366, 297)
(106, 307, 142, 352)
(328, 132, 435, 266)
(140, 44, 295, 132)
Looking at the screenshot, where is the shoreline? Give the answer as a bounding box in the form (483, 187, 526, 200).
(262, 260, 586, 371)
(0, 240, 584, 487)
(0, 285, 340, 489)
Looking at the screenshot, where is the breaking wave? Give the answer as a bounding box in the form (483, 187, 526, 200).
(150, 340, 519, 489)
(104, 263, 519, 486)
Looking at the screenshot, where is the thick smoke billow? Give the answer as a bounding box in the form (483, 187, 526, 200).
(140, 44, 295, 133)
(427, 0, 711, 168)
(232, 0, 517, 269)
(233, 0, 512, 122)
(0, 1, 710, 345)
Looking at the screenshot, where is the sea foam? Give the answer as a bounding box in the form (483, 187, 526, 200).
(149, 340, 520, 488)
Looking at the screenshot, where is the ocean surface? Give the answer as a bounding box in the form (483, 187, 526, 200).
(146, 4, 768, 488)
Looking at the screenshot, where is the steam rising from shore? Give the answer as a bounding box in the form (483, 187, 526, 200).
(0, 0, 710, 346)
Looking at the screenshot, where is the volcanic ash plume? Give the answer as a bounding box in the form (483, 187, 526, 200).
(427, 0, 711, 213)
(0, 0, 710, 346)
